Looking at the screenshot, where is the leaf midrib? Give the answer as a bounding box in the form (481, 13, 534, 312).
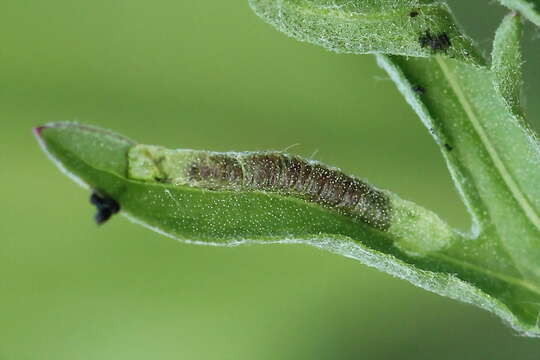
(435, 56, 540, 233)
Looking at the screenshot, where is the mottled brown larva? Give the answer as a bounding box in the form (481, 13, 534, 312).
(128, 145, 392, 231)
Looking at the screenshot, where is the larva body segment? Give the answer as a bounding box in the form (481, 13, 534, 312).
(128, 145, 392, 231)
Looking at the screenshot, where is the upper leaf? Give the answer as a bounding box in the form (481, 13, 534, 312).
(248, 0, 484, 64)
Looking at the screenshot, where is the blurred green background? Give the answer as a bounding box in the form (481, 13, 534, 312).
(2, 1, 540, 358)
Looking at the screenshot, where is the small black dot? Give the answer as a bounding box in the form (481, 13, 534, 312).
(444, 143, 454, 151)
(419, 31, 451, 52)
(410, 11, 419, 17)
(412, 85, 426, 95)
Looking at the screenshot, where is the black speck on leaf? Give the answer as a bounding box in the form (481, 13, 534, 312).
(419, 31, 451, 52)
(444, 143, 454, 151)
(409, 11, 419, 18)
(412, 84, 426, 95)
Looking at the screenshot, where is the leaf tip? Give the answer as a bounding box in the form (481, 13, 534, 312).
(32, 125, 44, 137)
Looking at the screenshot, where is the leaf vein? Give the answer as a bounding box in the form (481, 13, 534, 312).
(435, 56, 540, 233)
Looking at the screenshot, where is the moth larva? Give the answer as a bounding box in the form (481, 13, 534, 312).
(128, 145, 392, 231)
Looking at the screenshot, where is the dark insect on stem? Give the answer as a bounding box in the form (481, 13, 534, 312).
(90, 192, 120, 225)
(419, 31, 451, 52)
(412, 85, 426, 95)
(444, 143, 454, 152)
(409, 10, 419, 17)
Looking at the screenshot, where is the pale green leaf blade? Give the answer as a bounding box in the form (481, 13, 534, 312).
(492, 12, 524, 117)
(249, 0, 540, 276)
(497, 0, 540, 26)
(247, 0, 540, 335)
(248, 0, 484, 64)
(34, 122, 540, 336)
(376, 58, 540, 338)
(378, 55, 540, 283)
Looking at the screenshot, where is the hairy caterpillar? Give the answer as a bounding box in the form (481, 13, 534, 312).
(128, 145, 392, 231)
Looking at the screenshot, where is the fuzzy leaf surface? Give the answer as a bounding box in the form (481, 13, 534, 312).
(32, 0, 540, 337)
(248, 0, 483, 64)
(492, 12, 524, 117)
(35, 122, 540, 336)
(248, 0, 540, 335)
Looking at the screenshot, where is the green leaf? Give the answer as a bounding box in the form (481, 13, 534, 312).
(496, 0, 540, 26)
(34, 122, 455, 252)
(248, 0, 484, 64)
(35, 121, 540, 336)
(377, 53, 540, 295)
(492, 12, 524, 117)
(34, 0, 540, 337)
(247, 0, 540, 335)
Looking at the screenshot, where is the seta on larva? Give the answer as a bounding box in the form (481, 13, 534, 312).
(128, 145, 392, 231)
